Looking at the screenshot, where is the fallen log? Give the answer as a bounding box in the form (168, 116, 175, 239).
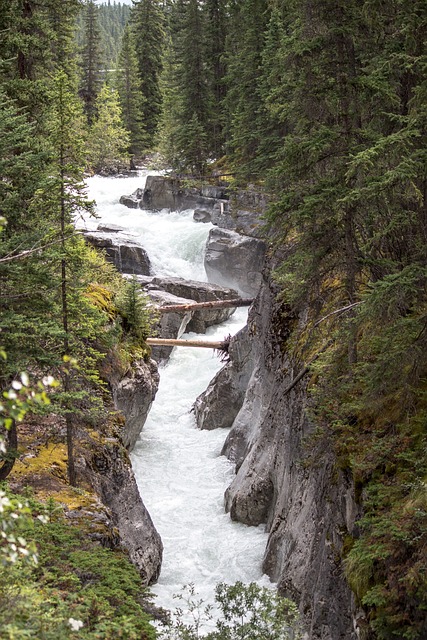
(158, 298, 253, 313)
(146, 338, 226, 349)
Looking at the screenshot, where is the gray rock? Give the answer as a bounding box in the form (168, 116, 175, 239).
(149, 277, 238, 334)
(193, 209, 212, 223)
(204, 227, 266, 297)
(193, 325, 253, 430)
(85, 232, 151, 275)
(216, 268, 359, 639)
(145, 289, 193, 361)
(141, 175, 229, 213)
(119, 187, 144, 209)
(88, 440, 163, 585)
(112, 359, 160, 451)
(97, 223, 125, 233)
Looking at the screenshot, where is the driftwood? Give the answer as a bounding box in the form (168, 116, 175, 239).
(158, 298, 253, 313)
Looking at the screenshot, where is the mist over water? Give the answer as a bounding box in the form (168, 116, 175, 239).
(85, 173, 270, 616)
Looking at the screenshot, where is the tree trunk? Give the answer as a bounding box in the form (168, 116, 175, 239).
(159, 298, 253, 313)
(147, 338, 228, 349)
(0, 420, 18, 481)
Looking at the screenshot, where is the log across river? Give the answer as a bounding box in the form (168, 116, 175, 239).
(84, 173, 270, 619)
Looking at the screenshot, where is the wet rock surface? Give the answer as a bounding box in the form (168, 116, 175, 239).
(111, 359, 160, 451)
(193, 325, 253, 431)
(89, 440, 163, 585)
(199, 265, 359, 639)
(204, 227, 266, 297)
(84, 231, 151, 275)
(143, 278, 240, 360)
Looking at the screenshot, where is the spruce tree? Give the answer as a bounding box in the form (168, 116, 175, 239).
(79, 0, 104, 124)
(130, 0, 165, 147)
(87, 83, 130, 173)
(116, 25, 148, 156)
(224, 0, 270, 179)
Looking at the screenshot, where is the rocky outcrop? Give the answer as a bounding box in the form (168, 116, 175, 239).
(111, 359, 160, 451)
(85, 231, 151, 275)
(145, 289, 193, 361)
(149, 277, 238, 333)
(143, 278, 239, 360)
(204, 227, 267, 297)
(88, 439, 163, 585)
(198, 266, 359, 639)
(85, 354, 163, 585)
(193, 325, 253, 430)
(141, 175, 229, 214)
(120, 176, 267, 238)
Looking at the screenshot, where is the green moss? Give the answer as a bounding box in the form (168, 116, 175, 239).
(0, 494, 156, 640)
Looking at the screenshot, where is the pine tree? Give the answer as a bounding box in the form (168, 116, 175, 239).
(79, 0, 104, 124)
(87, 83, 130, 173)
(157, 0, 210, 173)
(224, 0, 270, 179)
(130, 0, 165, 147)
(116, 24, 148, 156)
(202, 0, 229, 158)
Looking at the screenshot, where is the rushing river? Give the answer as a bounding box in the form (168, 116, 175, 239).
(83, 173, 270, 617)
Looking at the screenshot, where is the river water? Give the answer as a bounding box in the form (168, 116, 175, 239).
(84, 173, 269, 616)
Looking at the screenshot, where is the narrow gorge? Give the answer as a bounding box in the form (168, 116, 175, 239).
(84, 173, 359, 640)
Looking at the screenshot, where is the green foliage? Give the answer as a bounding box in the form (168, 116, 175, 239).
(116, 24, 149, 155)
(115, 277, 157, 343)
(86, 83, 130, 172)
(79, 0, 104, 125)
(158, 582, 302, 640)
(0, 494, 156, 639)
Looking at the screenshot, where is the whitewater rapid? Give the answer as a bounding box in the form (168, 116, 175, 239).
(84, 173, 270, 615)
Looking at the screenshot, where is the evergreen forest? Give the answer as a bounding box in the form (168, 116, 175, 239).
(0, 1, 426, 639)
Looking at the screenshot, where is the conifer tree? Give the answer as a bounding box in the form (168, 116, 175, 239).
(79, 0, 104, 124)
(116, 25, 148, 155)
(87, 83, 130, 173)
(202, 0, 229, 158)
(224, 0, 270, 179)
(130, 0, 165, 147)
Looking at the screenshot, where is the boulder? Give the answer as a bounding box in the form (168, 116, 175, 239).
(149, 277, 238, 333)
(204, 228, 266, 297)
(119, 187, 144, 209)
(85, 232, 151, 275)
(97, 223, 125, 233)
(193, 209, 212, 223)
(145, 289, 193, 361)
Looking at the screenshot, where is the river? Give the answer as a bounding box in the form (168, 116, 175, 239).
(83, 173, 270, 618)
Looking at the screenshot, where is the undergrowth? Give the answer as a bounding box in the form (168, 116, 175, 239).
(0, 489, 156, 640)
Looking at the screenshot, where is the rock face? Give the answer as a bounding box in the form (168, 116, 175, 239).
(85, 356, 162, 585)
(85, 231, 151, 275)
(141, 175, 228, 213)
(198, 267, 359, 639)
(88, 439, 163, 585)
(120, 176, 267, 238)
(204, 227, 266, 297)
(193, 325, 253, 430)
(111, 359, 160, 451)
